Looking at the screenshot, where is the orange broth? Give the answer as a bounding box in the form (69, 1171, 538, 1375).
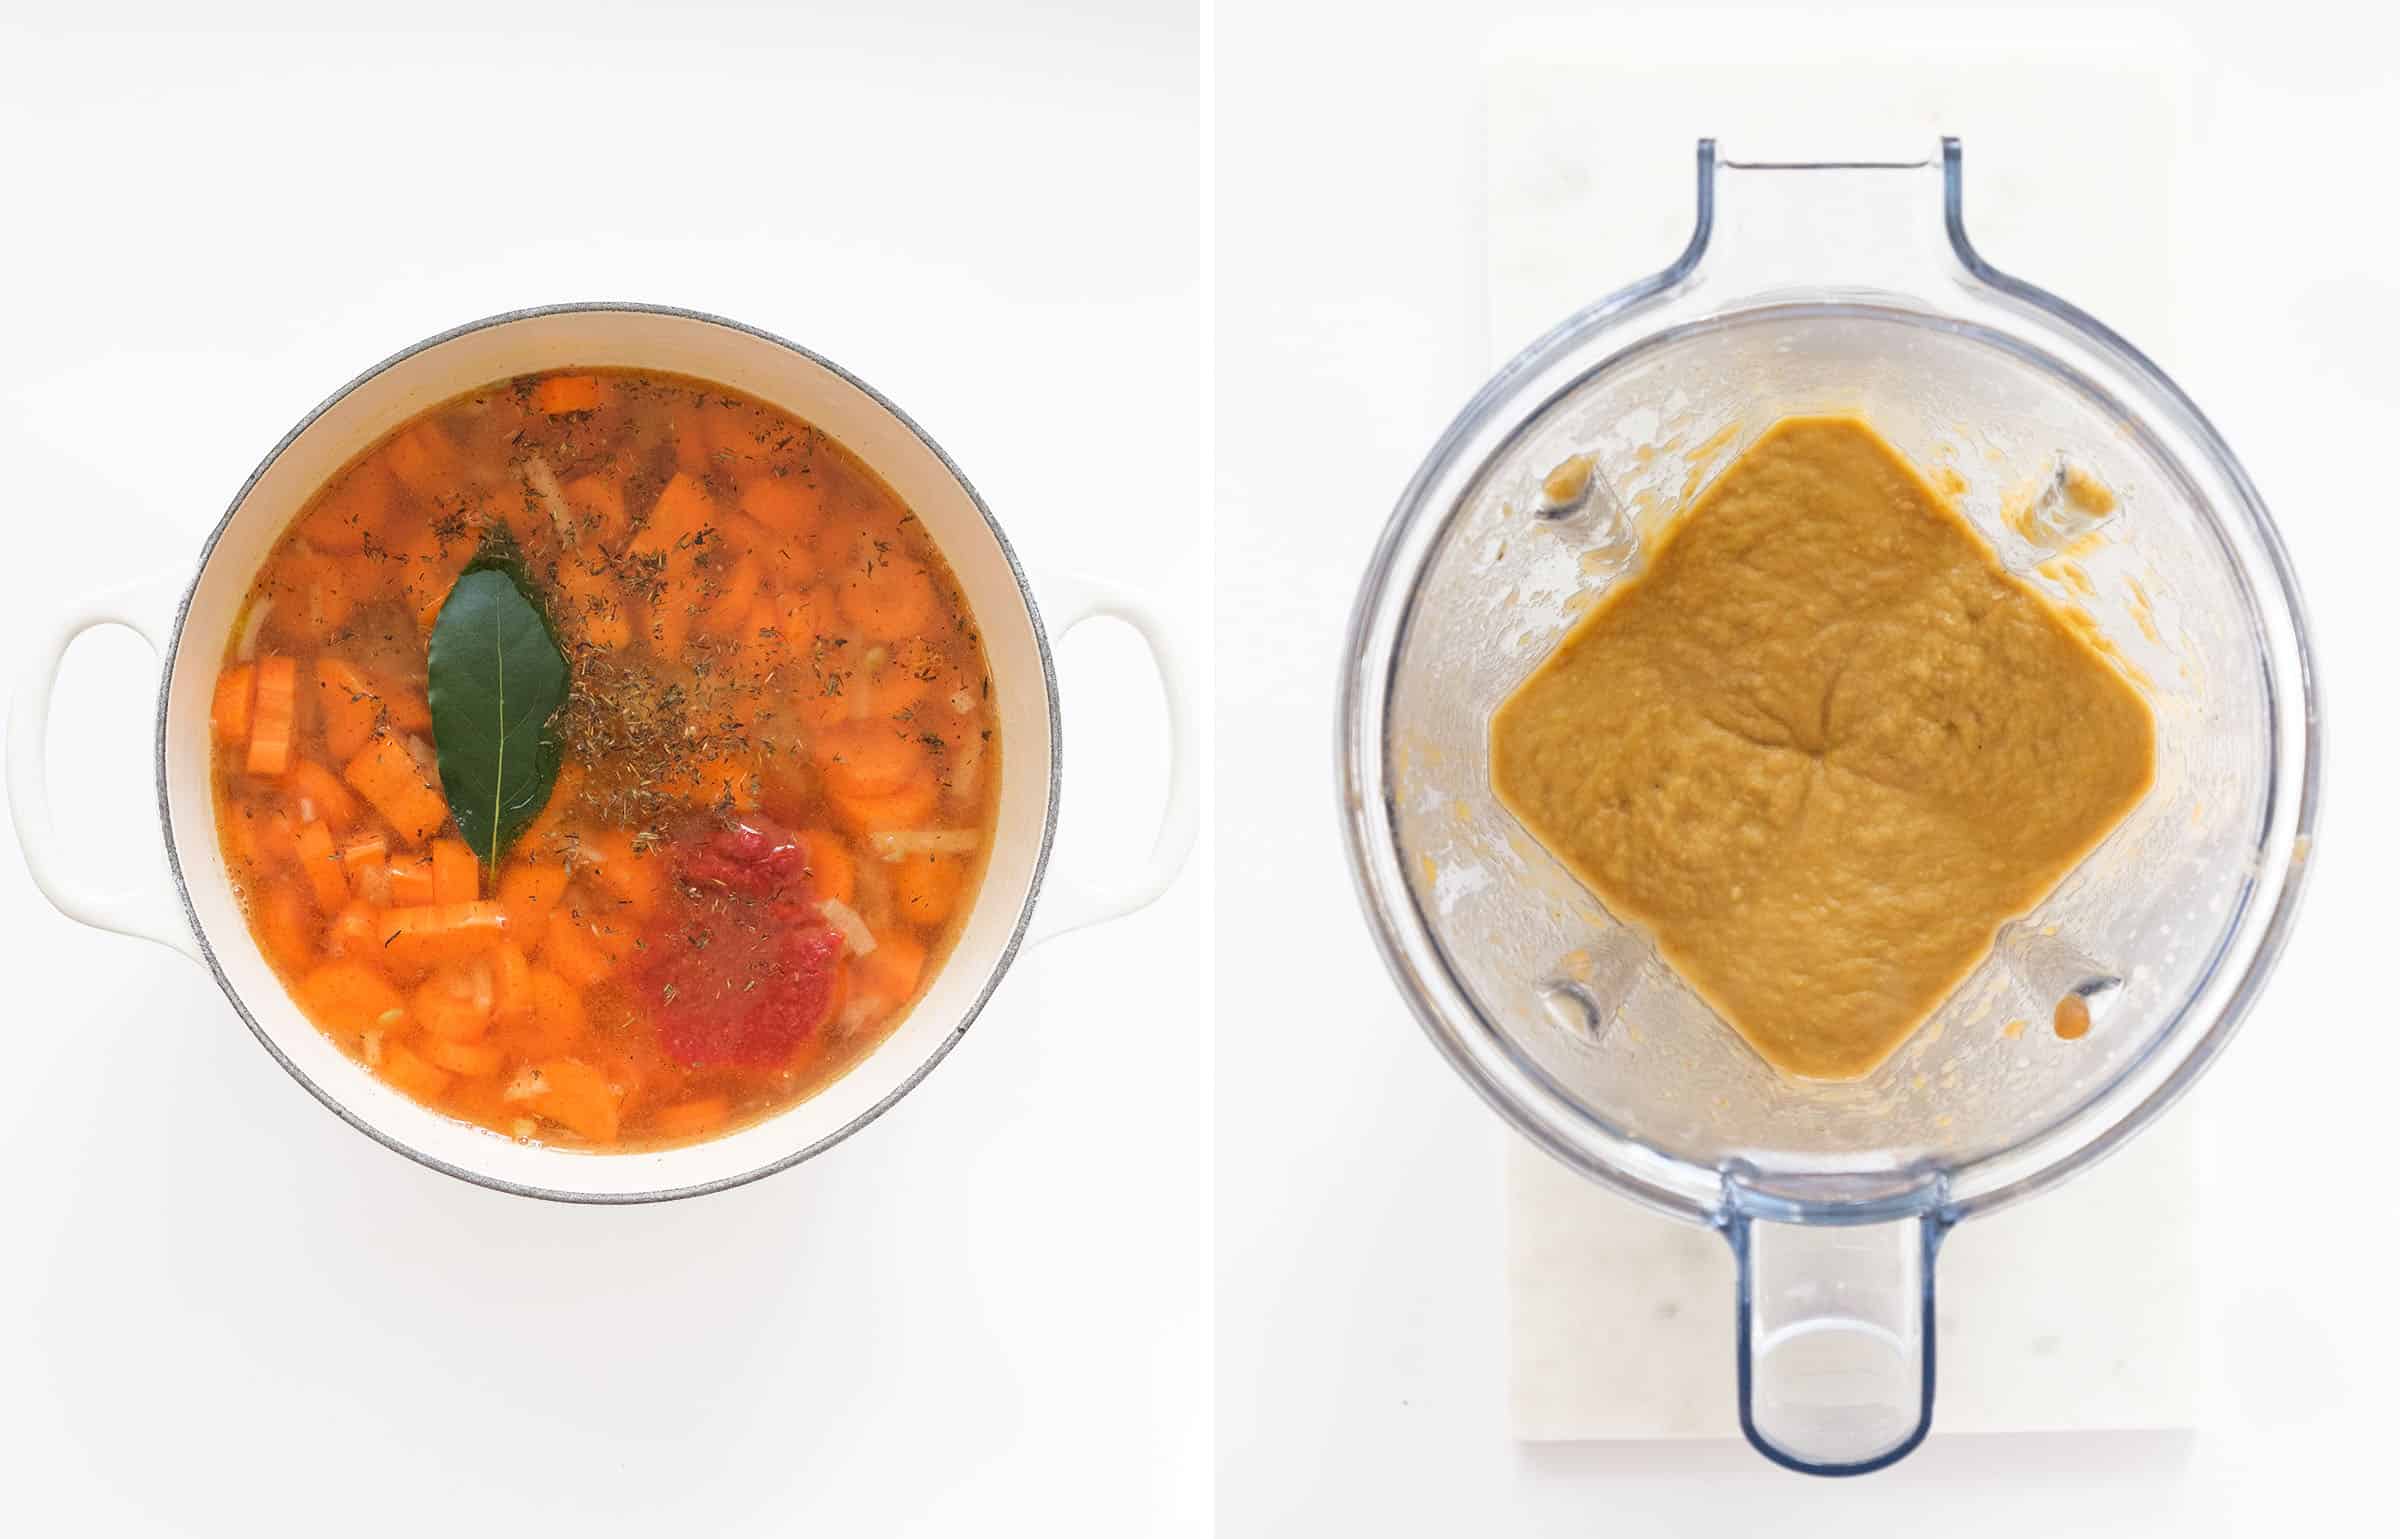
(208, 369, 999, 1149)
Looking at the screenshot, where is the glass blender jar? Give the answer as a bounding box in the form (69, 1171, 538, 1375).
(1337, 141, 2321, 1475)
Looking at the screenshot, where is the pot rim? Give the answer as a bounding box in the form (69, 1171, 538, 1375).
(154, 300, 1063, 1204)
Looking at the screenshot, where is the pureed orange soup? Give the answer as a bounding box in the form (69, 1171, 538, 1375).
(207, 369, 998, 1149)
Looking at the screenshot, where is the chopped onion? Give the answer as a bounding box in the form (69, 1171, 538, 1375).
(522, 453, 576, 546)
(510, 1118, 537, 1142)
(819, 897, 878, 956)
(867, 829, 981, 862)
(950, 689, 976, 716)
(362, 1030, 385, 1067)
(837, 996, 883, 1035)
(503, 1066, 547, 1102)
(235, 599, 273, 661)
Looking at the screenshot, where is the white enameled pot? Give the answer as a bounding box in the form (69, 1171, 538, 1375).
(7, 303, 1198, 1203)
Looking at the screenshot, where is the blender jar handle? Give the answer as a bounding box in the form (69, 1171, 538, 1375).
(1726, 1208, 1949, 1475)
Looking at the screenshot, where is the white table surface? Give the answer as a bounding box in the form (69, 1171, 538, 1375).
(0, 5, 1211, 1537)
(1216, 0, 2394, 1531)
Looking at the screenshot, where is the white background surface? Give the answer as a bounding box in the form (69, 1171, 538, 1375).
(0, 4, 1209, 1537)
(12, 1, 2400, 1532)
(1217, 1, 2395, 1533)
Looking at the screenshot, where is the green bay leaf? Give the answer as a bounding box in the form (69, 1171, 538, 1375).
(426, 543, 570, 877)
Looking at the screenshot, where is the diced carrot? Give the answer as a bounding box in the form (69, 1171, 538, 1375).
(517, 763, 582, 858)
(776, 585, 843, 649)
(828, 776, 942, 835)
(373, 672, 432, 734)
(644, 1095, 732, 1142)
(557, 560, 635, 649)
(540, 903, 624, 988)
(813, 721, 927, 798)
(287, 758, 359, 831)
(698, 554, 763, 634)
(378, 1039, 454, 1102)
(530, 374, 603, 415)
(212, 664, 256, 744)
(488, 470, 548, 553)
(795, 829, 857, 906)
(382, 419, 458, 498)
(340, 834, 389, 900)
(751, 739, 814, 821)
(594, 1046, 655, 1122)
(793, 693, 850, 731)
(660, 755, 759, 810)
(269, 546, 359, 638)
(489, 941, 532, 1027)
(229, 803, 293, 873)
(702, 398, 771, 465)
(737, 473, 825, 537)
(580, 829, 663, 914)
(293, 818, 348, 911)
(327, 900, 384, 958)
(314, 658, 384, 764)
(511, 967, 586, 1055)
(430, 837, 478, 904)
(859, 931, 927, 1003)
(497, 858, 571, 931)
(388, 853, 436, 906)
(894, 853, 965, 929)
(227, 803, 270, 872)
(835, 557, 940, 642)
(863, 652, 937, 717)
(630, 472, 716, 562)
(528, 1057, 621, 1142)
(403, 535, 477, 637)
(297, 465, 394, 555)
(675, 394, 765, 475)
(413, 573, 449, 636)
(892, 635, 947, 679)
(413, 959, 495, 1041)
(734, 594, 785, 669)
(298, 959, 407, 1036)
(258, 809, 303, 868)
(584, 906, 639, 963)
(260, 884, 321, 975)
(422, 1036, 504, 1078)
(343, 736, 449, 844)
(246, 656, 298, 776)
(375, 901, 509, 971)
(647, 592, 693, 658)
(562, 473, 629, 546)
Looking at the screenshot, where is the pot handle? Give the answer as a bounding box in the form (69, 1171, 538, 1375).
(1027, 569, 1201, 945)
(1727, 1209, 1948, 1476)
(6, 573, 202, 962)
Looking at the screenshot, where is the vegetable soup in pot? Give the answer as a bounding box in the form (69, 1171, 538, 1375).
(206, 369, 999, 1150)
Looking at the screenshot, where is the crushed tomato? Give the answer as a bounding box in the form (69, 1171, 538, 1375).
(635, 817, 846, 1069)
